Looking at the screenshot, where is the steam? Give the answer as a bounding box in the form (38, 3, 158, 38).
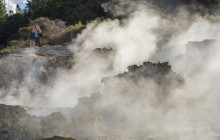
(45, 4, 220, 107)
(44, 4, 220, 138)
(1, 1, 220, 139)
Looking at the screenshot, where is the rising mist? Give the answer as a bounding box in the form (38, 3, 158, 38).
(0, 0, 220, 140)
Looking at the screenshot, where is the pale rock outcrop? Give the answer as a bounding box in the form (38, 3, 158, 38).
(0, 45, 74, 100)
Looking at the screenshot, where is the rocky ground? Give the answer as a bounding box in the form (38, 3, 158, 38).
(40, 136, 76, 140)
(0, 104, 73, 140)
(0, 39, 219, 140)
(0, 45, 74, 104)
(0, 61, 184, 140)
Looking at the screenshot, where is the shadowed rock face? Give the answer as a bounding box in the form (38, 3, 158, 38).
(118, 61, 183, 86)
(0, 104, 74, 140)
(70, 62, 185, 139)
(40, 136, 76, 140)
(102, 61, 184, 104)
(0, 45, 74, 100)
(89, 48, 116, 72)
(102, 61, 184, 83)
(0, 104, 30, 140)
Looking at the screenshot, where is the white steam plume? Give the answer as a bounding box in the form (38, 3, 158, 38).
(0, 1, 220, 139)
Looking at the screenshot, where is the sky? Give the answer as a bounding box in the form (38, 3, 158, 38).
(5, 0, 27, 13)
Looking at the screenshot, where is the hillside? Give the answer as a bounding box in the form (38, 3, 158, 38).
(0, 0, 219, 49)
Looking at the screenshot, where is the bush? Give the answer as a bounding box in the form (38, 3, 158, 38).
(31, 18, 66, 45)
(0, 44, 6, 50)
(18, 26, 32, 40)
(60, 21, 86, 43)
(5, 18, 87, 48)
(3, 45, 18, 50)
(40, 38, 49, 46)
(8, 40, 28, 48)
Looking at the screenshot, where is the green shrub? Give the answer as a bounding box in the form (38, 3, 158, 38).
(40, 38, 49, 46)
(56, 21, 86, 44)
(6, 19, 87, 47)
(18, 26, 32, 39)
(0, 44, 6, 50)
(8, 40, 28, 48)
(3, 45, 18, 50)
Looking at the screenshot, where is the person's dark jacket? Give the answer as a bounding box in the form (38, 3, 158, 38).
(29, 31, 35, 40)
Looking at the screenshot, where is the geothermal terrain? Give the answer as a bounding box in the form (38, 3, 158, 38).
(0, 1, 220, 140)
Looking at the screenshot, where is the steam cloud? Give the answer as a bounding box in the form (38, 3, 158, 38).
(1, 0, 220, 139)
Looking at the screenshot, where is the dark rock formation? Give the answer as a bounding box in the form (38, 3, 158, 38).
(0, 104, 74, 140)
(71, 93, 106, 139)
(89, 48, 115, 71)
(102, 61, 184, 102)
(40, 136, 76, 140)
(41, 112, 73, 137)
(68, 62, 185, 139)
(0, 104, 31, 140)
(92, 48, 114, 57)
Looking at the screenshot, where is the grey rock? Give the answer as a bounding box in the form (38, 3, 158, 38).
(0, 45, 74, 98)
(0, 104, 74, 140)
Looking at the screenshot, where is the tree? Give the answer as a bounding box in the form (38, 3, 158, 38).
(0, 0, 6, 19)
(16, 4, 22, 14)
(26, 0, 109, 25)
(0, 13, 29, 47)
(9, 10, 14, 15)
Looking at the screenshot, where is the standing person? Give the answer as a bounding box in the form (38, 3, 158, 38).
(29, 28, 35, 47)
(34, 25, 42, 47)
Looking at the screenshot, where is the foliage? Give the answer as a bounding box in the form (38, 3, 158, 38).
(0, 13, 29, 47)
(18, 26, 32, 39)
(16, 4, 22, 14)
(60, 21, 86, 42)
(8, 40, 28, 48)
(0, 0, 219, 50)
(0, 0, 109, 49)
(0, 44, 6, 50)
(145, 0, 219, 15)
(30, 17, 66, 45)
(2, 45, 18, 50)
(25, 0, 109, 25)
(0, 0, 6, 19)
(6, 18, 87, 48)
